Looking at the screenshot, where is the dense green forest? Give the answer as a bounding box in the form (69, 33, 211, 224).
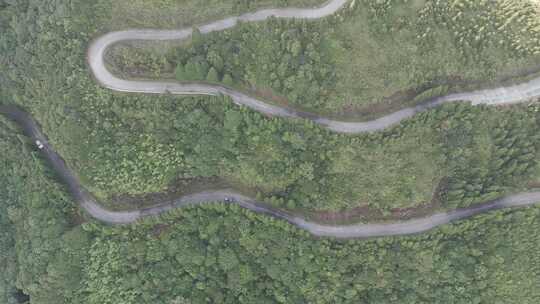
(0, 117, 83, 304)
(79, 204, 540, 304)
(1, 0, 539, 212)
(1, 0, 540, 303)
(76, 99, 540, 212)
(1, 123, 540, 303)
(108, 0, 540, 117)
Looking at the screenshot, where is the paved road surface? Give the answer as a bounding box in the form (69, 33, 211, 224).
(87, 0, 540, 133)
(1, 105, 539, 238)
(2, 0, 540, 238)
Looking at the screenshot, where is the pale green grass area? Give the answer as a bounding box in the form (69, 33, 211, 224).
(324, 126, 445, 210)
(532, 159, 540, 186)
(327, 17, 460, 108)
(97, 0, 326, 30)
(323, 1, 540, 114)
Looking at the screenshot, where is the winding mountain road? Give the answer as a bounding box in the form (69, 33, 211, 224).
(2, 0, 540, 238)
(1, 103, 540, 239)
(88, 0, 540, 133)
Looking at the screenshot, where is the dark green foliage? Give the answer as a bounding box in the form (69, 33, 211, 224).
(2, 123, 539, 303)
(174, 18, 335, 108)
(1, 1, 540, 302)
(1, 122, 540, 303)
(0, 118, 90, 304)
(183, 56, 209, 80)
(440, 104, 540, 208)
(78, 203, 540, 304)
(1, 0, 539, 212)
(0, 129, 19, 304)
(412, 85, 449, 104)
(222, 73, 234, 86)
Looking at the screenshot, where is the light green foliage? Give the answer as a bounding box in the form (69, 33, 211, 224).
(96, 0, 326, 30)
(206, 66, 220, 82)
(331, 0, 540, 114)
(442, 105, 540, 208)
(1, 126, 540, 303)
(42, 93, 540, 212)
(1, 126, 539, 303)
(222, 73, 234, 86)
(111, 0, 540, 116)
(2, 0, 540, 212)
(326, 124, 445, 210)
(107, 44, 171, 78)
(422, 0, 540, 56)
(1, 2, 540, 303)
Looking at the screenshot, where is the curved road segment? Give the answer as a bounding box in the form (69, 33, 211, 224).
(2, 0, 540, 238)
(1, 105, 540, 238)
(88, 0, 540, 133)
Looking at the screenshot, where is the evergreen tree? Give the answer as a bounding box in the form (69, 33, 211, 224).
(175, 64, 186, 80)
(206, 67, 219, 82)
(222, 73, 234, 86)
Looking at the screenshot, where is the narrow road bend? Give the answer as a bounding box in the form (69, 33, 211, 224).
(1, 105, 539, 238)
(2, 0, 540, 238)
(88, 0, 540, 133)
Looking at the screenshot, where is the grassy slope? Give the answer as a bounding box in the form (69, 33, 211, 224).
(108, 0, 540, 118)
(98, 0, 326, 30)
(0, 0, 538, 214)
(328, 0, 540, 116)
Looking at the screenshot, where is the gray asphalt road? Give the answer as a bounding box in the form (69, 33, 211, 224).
(2, 105, 539, 238)
(88, 0, 540, 133)
(2, 0, 540, 238)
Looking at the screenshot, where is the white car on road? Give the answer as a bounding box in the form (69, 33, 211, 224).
(35, 140, 44, 149)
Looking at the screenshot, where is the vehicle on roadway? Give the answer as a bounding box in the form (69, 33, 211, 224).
(35, 140, 44, 149)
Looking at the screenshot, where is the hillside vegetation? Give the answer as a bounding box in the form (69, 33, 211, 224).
(98, 0, 326, 30)
(0, 117, 84, 304)
(1, 127, 539, 303)
(109, 0, 540, 117)
(1, 0, 540, 213)
(1, 121, 539, 303)
(1, 1, 540, 303)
